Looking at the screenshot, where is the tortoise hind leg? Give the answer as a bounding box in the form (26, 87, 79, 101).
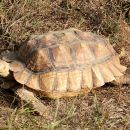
(115, 67, 130, 85)
(113, 74, 130, 85)
(15, 87, 49, 116)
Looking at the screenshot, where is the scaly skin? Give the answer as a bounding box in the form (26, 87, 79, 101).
(15, 87, 49, 116)
(112, 74, 130, 85)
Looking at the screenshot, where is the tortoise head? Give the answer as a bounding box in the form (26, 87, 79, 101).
(0, 59, 10, 77)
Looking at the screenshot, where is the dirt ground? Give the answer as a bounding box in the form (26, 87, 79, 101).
(0, 0, 130, 130)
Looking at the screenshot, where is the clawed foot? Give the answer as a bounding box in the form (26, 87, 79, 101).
(15, 87, 49, 116)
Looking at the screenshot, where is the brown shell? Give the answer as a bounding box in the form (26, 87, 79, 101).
(10, 28, 127, 98)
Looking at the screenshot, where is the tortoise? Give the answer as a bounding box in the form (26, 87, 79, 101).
(0, 28, 130, 115)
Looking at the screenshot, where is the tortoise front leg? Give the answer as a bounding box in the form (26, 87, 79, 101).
(14, 87, 49, 116)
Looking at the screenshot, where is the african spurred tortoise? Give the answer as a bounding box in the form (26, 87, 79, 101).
(0, 28, 129, 115)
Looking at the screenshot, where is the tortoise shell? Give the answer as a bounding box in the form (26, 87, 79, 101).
(10, 28, 127, 98)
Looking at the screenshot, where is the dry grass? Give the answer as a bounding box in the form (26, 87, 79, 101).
(0, 85, 130, 130)
(0, 0, 130, 130)
(0, 0, 129, 43)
